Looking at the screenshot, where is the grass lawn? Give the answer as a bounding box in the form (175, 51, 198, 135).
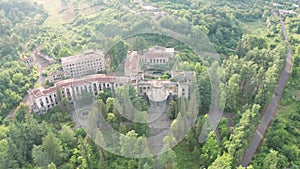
(32, 0, 73, 38)
(35, 0, 64, 25)
(241, 20, 268, 36)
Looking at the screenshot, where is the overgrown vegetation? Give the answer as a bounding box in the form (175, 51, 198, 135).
(0, 0, 46, 121)
(252, 13, 300, 168)
(0, 0, 299, 168)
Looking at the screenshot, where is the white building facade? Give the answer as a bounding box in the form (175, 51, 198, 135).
(139, 46, 174, 66)
(61, 50, 105, 78)
(137, 80, 189, 101)
(28, 46, 194, 114)
(28, 74, 129, 114)
(124, 46, 175, 78)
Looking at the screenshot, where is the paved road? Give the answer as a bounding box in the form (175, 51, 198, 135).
(147, 101, 171, 156)
(240, 12, 293, 167)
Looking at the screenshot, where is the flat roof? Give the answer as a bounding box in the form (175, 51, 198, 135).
(148, 46, 174, 53)
(140, 46, 174, 59)
(140, 52, 171, 59)
(61, 50, 104, 63)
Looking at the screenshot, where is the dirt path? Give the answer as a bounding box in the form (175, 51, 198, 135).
(5, 45, 50, 119)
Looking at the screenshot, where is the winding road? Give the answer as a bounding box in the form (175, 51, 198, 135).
(240, 11, 293, 167)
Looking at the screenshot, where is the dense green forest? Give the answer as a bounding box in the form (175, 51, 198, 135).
(0, 1, 47, 122)
(0, 0, 299, 168)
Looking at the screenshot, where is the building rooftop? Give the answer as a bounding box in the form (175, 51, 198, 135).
(140, 2, 158, 11)
(140, 52, 171, 59)
(279, 9, 297, 15)
(29, 74, 130, 98)
(148, 46, 174, 53)
(29, 87, 46, 98)
(272, 2, 284, 7)
(140, 46, 174, 59)
(37, 52, 56, 64)
(61, 50, 104, 63)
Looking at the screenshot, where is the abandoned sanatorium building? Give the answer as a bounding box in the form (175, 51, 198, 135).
(28, 74, 191, 114)
(28, 46, 193, 114)
(28, 74, 129, 114)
